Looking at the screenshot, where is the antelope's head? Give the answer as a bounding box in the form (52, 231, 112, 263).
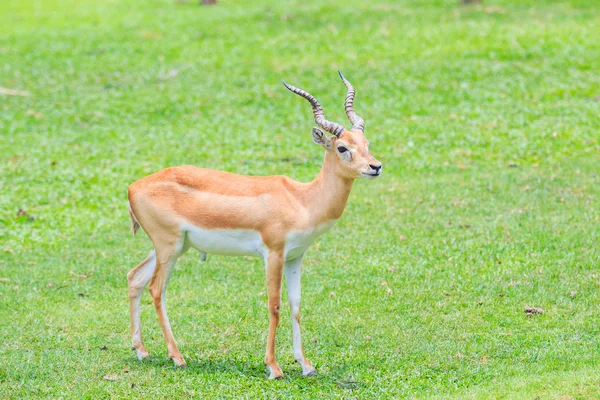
(284, 72, 382, 180)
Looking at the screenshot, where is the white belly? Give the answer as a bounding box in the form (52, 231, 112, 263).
(182, 223, 265, 257)
(182, 220, 337, 261)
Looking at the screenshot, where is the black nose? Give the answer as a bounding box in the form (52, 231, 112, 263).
(369, 163, 382, 173)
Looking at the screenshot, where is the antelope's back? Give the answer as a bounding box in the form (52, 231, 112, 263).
(127, 166, 304, 233)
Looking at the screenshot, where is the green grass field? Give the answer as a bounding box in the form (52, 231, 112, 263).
(1, 0, 599, 398)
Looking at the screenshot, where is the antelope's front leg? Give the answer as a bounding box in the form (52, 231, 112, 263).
(264, 250, 284, 379)
(284, 255, 316, 376)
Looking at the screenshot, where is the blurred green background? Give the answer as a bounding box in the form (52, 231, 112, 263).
(1, 0, 599, 398)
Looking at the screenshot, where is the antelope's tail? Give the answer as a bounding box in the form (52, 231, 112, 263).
(127, 200, 140, 236)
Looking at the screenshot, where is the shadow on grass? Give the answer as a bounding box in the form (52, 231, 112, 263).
(124, 354, 366, 390)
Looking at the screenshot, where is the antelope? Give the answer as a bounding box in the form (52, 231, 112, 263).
(126, 72, 382, 379)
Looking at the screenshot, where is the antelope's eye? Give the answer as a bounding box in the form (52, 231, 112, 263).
(337, 146, 348, 154)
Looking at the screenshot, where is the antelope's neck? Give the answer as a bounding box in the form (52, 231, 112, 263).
(303, 151, 354, 224)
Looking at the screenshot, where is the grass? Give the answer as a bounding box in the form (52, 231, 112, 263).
(1, 0, 599, 398)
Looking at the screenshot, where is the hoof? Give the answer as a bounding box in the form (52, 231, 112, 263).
(170, 356, 187, 367)
(297, 359, 316, 376)
(134, 348, 150, 361)
(267, 366, 284, 380)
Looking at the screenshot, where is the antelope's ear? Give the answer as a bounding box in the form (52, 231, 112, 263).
(312, 127, 332, 150)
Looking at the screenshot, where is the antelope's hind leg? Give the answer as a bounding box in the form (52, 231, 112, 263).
(149, 240, 189, 367)
(127, 250, 157, 360)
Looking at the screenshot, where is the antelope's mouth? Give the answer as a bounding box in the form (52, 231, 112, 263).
(362, 171, 381, 179)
